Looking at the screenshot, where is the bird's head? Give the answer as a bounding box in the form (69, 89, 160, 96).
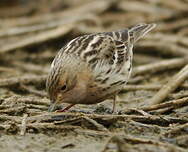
(46, 55, 91, 112)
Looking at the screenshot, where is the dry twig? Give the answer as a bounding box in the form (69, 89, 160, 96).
(141, 97, 188, 112)
(2, 96, 50, 106)
(20, 114, 28, 135)
(136, 41, 188, 57)
(19, 84, 47, 97)
(147, 64, 188, 105)
(0, 15, 96, 38)
(1, 0, 112, 27)
(0, 75, 46, 87)
(83, 116, 108, 132)
(27, 113, 188, 127)
(0, 106, 26, 115)
(132, 58, 188, 76)
(0, 25, 73, 53)
(123, 84, 188, 91)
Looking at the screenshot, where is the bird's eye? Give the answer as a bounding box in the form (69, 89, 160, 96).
(60, 85, 67, 91)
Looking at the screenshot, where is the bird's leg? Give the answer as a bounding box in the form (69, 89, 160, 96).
(112, 95, 117, 113)
(56, 104, 76, 112)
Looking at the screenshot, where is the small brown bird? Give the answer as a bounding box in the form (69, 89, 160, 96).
(46, 23, 156, 112)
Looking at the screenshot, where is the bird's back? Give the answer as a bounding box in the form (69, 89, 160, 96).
(48, 23, 156, 102)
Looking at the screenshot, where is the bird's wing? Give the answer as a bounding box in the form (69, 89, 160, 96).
(78, 34, 131, 86)
(53, 33, 131, 86)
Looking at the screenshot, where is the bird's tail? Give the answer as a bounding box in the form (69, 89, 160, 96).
(104, 23, 156, 44)
(129, 23, 156, 43)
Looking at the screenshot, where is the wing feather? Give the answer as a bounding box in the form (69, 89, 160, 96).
(52, 33, 132, 88)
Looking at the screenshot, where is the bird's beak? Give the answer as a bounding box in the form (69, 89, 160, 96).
(48, 102, 57, 112)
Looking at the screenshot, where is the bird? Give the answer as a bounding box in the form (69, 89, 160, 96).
(46, 23, 156, 112)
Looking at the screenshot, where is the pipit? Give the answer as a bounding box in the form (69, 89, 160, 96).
(46, 23, 156, 112)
